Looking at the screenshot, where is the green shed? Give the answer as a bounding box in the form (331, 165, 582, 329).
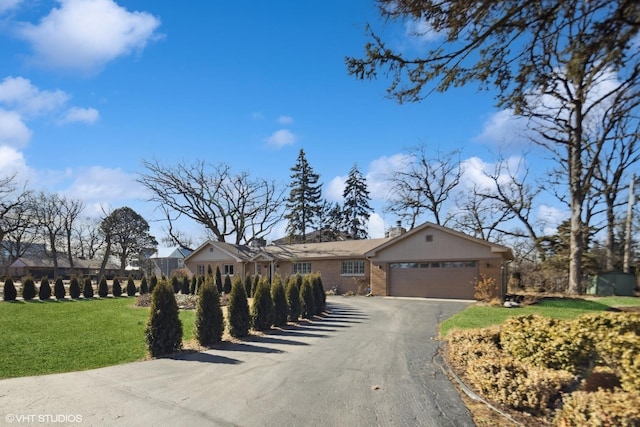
(587, 271, 637, 296)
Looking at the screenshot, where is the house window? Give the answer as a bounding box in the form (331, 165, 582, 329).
(341, 260, 365, 275)
(196, 265, 205, 276)
(425, 234, 433, 242)
(293, 262, 312, 275)
(223, 264, 234, 276)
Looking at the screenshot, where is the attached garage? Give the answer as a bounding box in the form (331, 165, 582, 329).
(367, 222, 513, 300)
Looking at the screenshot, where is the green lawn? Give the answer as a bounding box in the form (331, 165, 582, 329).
(439, 296, 640, 336)
(0, 297, 196, 379)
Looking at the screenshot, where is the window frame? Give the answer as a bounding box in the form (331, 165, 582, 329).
(341, 260, 365, 276)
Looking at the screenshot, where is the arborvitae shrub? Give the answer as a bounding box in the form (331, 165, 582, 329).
(171, 276, 180, 294)
(22, 276, 36, 301)
(198, 275, 205, 294)
(181, 276, 190, 294)
(227, 276, 250, 338)
(98, 275, 109, 297)
(215, 266, 223, 294)
(270, 274, 288, 327)
(82, 277, 94, 298)
(194, 276, 224, 346)
(149, 275, 158, 294)
(251, 278, 273, 331)
(189, 275, 197, 295)
(312, 273, 325, 315)
(251, 274, 260, 298)
(39, 276, 52, 300)
(300, 275, 315, 319)
(127, 275, 137, 296)
(223, 274, 232, 294)
(207, 265, 213, 277)
(69, 276, 81, 299)
(54, 277, 65, 300)
(112, 277, 122, 297)
(145, 280, 182, 357)
(285, 275, 301, 322)
(3, 277, 17, 301)
(244, 274, 252, 297)
(140, 276, 149, 295)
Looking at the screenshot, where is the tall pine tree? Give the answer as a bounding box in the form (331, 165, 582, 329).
(285, 149, 323, 243)
(343, 164, 372, 239)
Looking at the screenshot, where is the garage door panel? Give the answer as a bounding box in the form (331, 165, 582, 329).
(389, 264, 477, 299)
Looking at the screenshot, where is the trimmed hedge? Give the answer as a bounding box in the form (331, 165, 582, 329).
(3, 277, 17, 301)
(22, 276, 36, 301)
(251, 278, 273, 331)
(82, 277, 94, 298)
(285, 275, 301, 322)
(145, 280, 182, 357)
(98, 275, 109, 297)
(270, 274, 288, 327)
(38, 277, 52, 300)
(69, 276, 81, 299)
(227, 276, 250, 338)
(194, 276, 224, 346)
(112, 277, 122, 297)
(54, 277, 65, 300)
(299, 275, 315, 319)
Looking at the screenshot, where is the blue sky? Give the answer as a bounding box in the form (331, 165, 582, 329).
(0, 0, 564, 243)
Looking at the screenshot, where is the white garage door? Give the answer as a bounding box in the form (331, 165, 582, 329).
(389, 261, 478, 299)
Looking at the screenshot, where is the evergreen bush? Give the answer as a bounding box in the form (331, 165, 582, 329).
(98, 275, 109, 297)
(223, 274, 232, 294)
(299, 275, 315, 319)
(312, 273, 325, 315)
(285, 275, 301, 322)
(69, 276, 81, 299)
(270, 274, 288, 327)
(181, 276, 190, 294)
(82, 277, 94, 298)
(251, 274, 260, 297)
(194, 276, 224, 346)
(112, 277, 122, 297)
(189, 275, 197, 294)
(215, 266, 223, 294)
(140, 276, 149, 295)
(251, 277, 273, 331)
(3, 277, 17, 301)
(171, 276, 180, 294)
(149, 275, 158, 294)
(145, 280, 182, 357)
(54, 277, 65, 300)
(126, 275, 137, 296)
(244, 274, 252, 297)
(227, 276, 250, 338)
(39, 276, 52, 300)
(22, 276, 36, 300)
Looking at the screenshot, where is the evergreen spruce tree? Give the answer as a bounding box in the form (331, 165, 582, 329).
(149, 274, 158, 294)
(312, 273, 326, 315)
(145, 280, 182, 357)
(270, 274, 288, 327)
(3, 277, 17, 301)
(181, 276, 190, 294)
(140, 276, 149, 295)
(98, 275, 109, 297)
(285, 275, 301, 322)
(189, 275, 197, 294)
(126, 275, 137, 296)
(285, 148, 323, 242)
(300, 275, 315, 319)
(54, 277, 65, 300)
(112, 277, 122, 297)
(251, 277, 273, 331)
(194, 276, 224, 346)
(38, 276, 52, 301)
(171, 275, 180, 294)
(21, 276, 36, 300)
(244, 274, 252, 297)
(343, 163, 372, 239)
(223, 274, 232, 294)
(227, 276, 250, 338)
(69, 276, 81, 299)
(214, 266, 223, 294)
(82, 277, 94, 298)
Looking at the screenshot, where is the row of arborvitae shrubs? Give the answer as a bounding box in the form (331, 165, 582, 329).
(2, 275, 149, 301)
(445, 312, 640, 426)
(145, 272, 326, 357)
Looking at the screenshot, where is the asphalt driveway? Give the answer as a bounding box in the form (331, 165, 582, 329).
(0, 296, 474, 427)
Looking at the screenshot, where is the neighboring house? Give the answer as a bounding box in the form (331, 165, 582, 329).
(184, 221, 514, 300)
(7, 255, 120, 280)
(150, 247, 193, 277)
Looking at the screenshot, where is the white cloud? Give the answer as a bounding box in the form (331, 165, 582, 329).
(0, 76, 69, 117)
(277, 115, 293, 125)
(405, 19, 442, 44)
(16, 0, 161, 73)
(265, 129, 297, 148)
(0, 145, 28, 178)
(537, 204, 569, 235)
(367, 212, 386, 239)
(326, 176, 345, 202)
(59, 107, 99, 124)
(63, 166, 147, 202)
(366, 153, 410, 201)
(474, 108, 530, 148)
(0, 109, 31, 148)
(0, 0, 23, 14)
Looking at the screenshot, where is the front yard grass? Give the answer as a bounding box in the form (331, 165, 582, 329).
(439, 295, 640, 337)
(0, 297, 196, 379)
